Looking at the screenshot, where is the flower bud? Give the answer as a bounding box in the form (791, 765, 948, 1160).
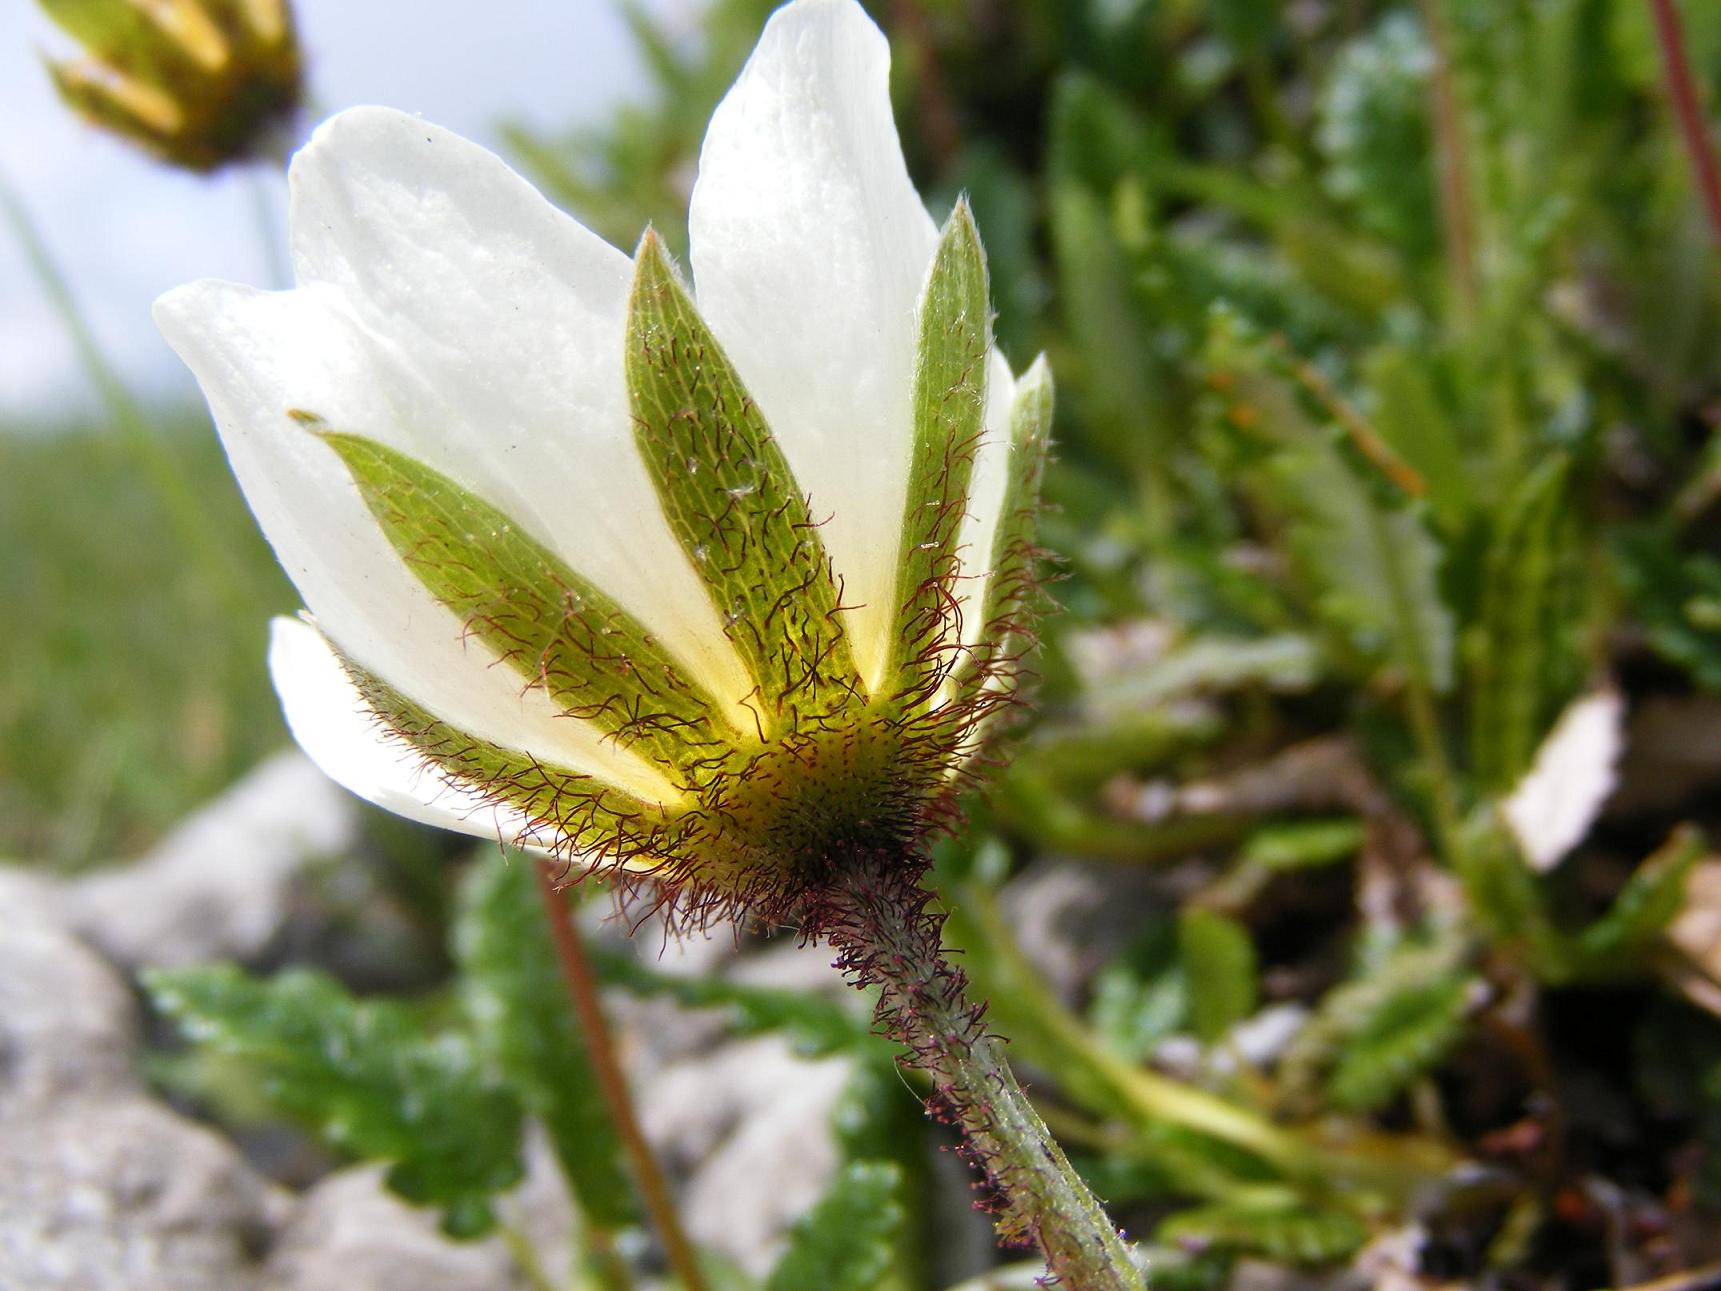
(39, 0, 301, 171)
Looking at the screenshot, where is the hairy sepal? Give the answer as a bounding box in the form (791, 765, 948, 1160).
(625, 231, 862, 736)
(946, 357, 1055, 743)
(319, 429, 732, 783)
(890, 201, 992, 709)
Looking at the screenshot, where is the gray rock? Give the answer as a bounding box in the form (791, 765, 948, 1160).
(0, 1096, 277, 1291)
(640, 1035, 853, 1278)
(66, 750, 358, 970)
(265, 1165, 524, 1291)
(0, 911, 137, 1115)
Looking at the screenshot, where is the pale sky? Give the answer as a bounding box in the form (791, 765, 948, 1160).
(0, 0, 688, 425)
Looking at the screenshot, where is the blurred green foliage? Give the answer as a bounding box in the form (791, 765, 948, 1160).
(15, 0, 1721, 1285)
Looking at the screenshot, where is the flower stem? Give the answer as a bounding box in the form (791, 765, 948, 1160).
(812, 856, 1144, 1291)
(533, 861, 709, 1291)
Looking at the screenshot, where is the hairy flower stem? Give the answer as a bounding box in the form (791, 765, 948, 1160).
(533, 862, 708, 1291)
(811, 856, 1144, 1291)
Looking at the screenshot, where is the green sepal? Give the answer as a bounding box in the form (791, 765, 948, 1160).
(951, 356, 1054, 710)
(319, 430, 733, 783)
(890, 200, 992, 705)
(145, 963, 525, 1238)
(625, 231, 861, 733)
(340, 652, 694, 872)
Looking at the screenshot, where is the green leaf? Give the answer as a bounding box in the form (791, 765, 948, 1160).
(1090, 919, 1188, 1062)
(1158, 1201, 1368, 1264)
(1326, 973, 1474, 1113)
(591, 948, 876, 1058)
(892, 201, 992, 702)
(1265, 433, 1455, 692)
(1362, 346, 1471, 533)
(1467, 456, 1574, 788)
(1571, 826, 1705, 975)
(317, 430, 732, 777)
(146, 965, 523, 1237)
(625, 231, 861, 727)
(1240, 818, 1364, 871)
(764, 1161, 903, 1291)
(1178, 909, 1258, 1044)
(453, 852, 636, 1227)
(1317, 13, 1440, 263)
(1615, 526, 1721, 691)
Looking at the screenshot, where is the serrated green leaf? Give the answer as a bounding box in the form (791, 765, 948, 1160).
(318, 430, 731, 778)
(1178, 909, 1258, 1044)
(591, 948, 876, 1058)
(1363, 346, 1471, 533)
(1468, 456, 1573, 789)
(146, 965, 523, 1237)
(1091, 918, 1188, 1062)
(625, 231, 861, 727)
(1326, 973, 1474, 1112)
(1265, 433, 1455, 692)
(453, 852, 636, 1227)
(892, 201, 991, 703)
(1158, 1201, 1368, 1264)
(764, 1161, 903, 1291)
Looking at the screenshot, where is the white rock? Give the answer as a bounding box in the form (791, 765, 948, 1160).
(0, 1097, 276, 1291)
(66, 750, 359, 968)
(0, 912, 137, 1115)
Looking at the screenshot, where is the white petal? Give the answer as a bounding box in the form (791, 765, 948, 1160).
(154, 280, 681, 807)
(269, 616, 540, 844)
(688, 0, 940, 689)
(1502, 690, 1626, 872)
(286, 106, 754, 719)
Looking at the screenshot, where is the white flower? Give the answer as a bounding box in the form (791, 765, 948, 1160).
(155, 0, 1052, 915)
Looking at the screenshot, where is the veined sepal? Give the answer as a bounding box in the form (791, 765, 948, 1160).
(315, 426, 736, 785)
(625, 230, 864, 736)
(889, 200, 993, 711)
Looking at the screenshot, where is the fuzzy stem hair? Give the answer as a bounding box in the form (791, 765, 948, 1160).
(806, 855, 1145, 1291)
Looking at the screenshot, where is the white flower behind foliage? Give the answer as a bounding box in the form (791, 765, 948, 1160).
(155, 0, 1051, 915)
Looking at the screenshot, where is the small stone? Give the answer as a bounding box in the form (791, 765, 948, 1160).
(66, 750, 359, 970)
(0, 1097, 276, 1291)
(0, 913, 137, 1116)
(265, 1165, 521, 1291)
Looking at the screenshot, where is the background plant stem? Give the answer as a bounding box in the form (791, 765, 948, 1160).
(1647, 0, 1721, 250)
(533, 861, 709, 1291)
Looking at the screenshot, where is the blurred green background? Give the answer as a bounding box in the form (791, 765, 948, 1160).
(8, 0, 1721, 1286)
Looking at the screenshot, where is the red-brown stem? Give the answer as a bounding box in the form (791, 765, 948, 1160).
(1648, 0, 1721, 250)
(533, 861, 708, 1291)
(1418, 0, 1479, 319)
